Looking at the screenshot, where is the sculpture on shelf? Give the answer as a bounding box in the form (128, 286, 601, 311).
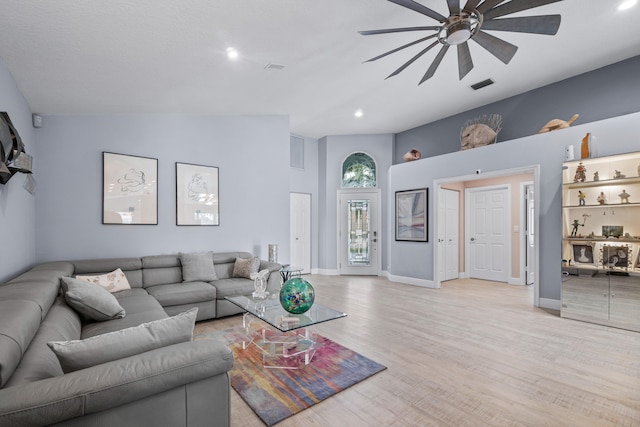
(578, 191, 586, 206)
(593, 171, 599, 181)
(570, 214, 590, 237)
(619, 189, 631, 204)
(538, 114, 579, 133)
(614, 170, 626, 179)
(403, 149, 421, 162)
(460, 114, 502, 151)
(597, 192, 607, 205)
(574, 162, 586, 183)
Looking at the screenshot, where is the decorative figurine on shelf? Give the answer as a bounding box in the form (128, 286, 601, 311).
(570, 214, 590, 237)
(618, 189, 631, 204)
(597, 192, 607, 205)
(578, 190, 586, 206)
(403, 149, 421, 162)
(613, 170, 626, 179)
(574, 162, 587, 182)
(593, 171, 599, 181)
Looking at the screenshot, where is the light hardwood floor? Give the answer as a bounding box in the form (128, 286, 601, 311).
(194, 276, 640, 427)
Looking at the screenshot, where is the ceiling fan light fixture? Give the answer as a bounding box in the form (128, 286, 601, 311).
(446, 22, 472, 45)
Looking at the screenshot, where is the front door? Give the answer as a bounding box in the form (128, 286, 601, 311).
(466, 186, 510, 282)
(338, 190, 380, 275)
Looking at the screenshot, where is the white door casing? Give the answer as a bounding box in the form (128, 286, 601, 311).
(437, 188, 459, 282)
(466, 186, 510, 283)
(338, 190, 380, 276)
(525, 183, 535, 285)
(290, 193, 311, 274)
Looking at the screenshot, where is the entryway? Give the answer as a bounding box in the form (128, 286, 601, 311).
(290, 192, 311, 274)
(337, 190, 381, 275)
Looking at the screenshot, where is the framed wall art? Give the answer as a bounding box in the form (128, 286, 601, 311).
(176, 162, 219, 226)
(103, 152, 158, 225)
(571, 243, 596, 266)
(395, 188, 428, 242)
(601, 244, 631, 270)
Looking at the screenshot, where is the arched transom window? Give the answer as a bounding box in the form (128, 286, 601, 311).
(342, 152, 376, 188)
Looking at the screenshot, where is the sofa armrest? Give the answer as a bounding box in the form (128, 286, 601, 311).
(0, 339, 233, 427)
(260, 261, 282, 294)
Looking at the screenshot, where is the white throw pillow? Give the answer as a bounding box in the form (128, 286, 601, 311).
(75, 268, 131, 293)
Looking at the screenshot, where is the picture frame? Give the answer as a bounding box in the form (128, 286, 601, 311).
(176, 162, 219, 226)
(601, 244, 631, 270)
(103, 152, 158, 225)
(395, 188, 428, 242)
(571, 243, 596, 266)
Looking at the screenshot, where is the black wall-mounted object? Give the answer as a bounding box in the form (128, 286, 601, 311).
(0, 112, 32, 185)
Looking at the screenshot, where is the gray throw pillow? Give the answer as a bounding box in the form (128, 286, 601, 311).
(48, 308, 198, 373)
(61, 277, 126, 321)
(232, 256, 260, 279)
(180, 251, 218, 282)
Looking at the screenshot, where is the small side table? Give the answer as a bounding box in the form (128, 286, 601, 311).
(280, 265, 303, 284)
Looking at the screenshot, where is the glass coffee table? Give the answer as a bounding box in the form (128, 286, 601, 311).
(225, 295, 346, 369)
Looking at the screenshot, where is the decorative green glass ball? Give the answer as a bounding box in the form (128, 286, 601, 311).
(279, 277, 315, 314)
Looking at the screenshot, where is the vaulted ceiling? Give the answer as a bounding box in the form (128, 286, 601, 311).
(0, 1, 639, 138)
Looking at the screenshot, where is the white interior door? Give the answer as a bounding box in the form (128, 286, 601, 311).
(525, 184, 535, 285)
(290, 193, 311, 274)
(438, 188, 459, 282)
(467, 186, 510, 282)
(338, 190, 379, 275)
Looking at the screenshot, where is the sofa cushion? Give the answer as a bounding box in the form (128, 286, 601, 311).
(81, 293, 167, 339)
(48, 308, 198, 373)
(146, 282, 216, 307)
(0, 300, 41, 387)
(0, 279, 60, 320)
(72, 257, 143, 288)
(211, 278, 256, 299)
(4, 296, 81, 387)
(61, 277, 126, 321)
(75, 268, 132, 293)
(232, 257, 259, 279)
(180, 252, 218, 282)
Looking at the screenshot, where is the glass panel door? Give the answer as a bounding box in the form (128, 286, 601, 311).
(348, 199, 370, 266)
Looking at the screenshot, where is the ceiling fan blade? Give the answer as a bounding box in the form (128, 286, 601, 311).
(365, 34, 437, 62)
(463, 0, 483, 11)
(471, 30, 518, 64)
(387, 0, 447, 22)
(447, 0, 460, 15)
(457, 42, 474, 80)
(359, 26, 440, 36)
(387, 40, 440, 79)
(482, 15, 561, 35)
(476, 0, 507, 14)
(484, 0, 563, 20)
(419, 45, 450, 84)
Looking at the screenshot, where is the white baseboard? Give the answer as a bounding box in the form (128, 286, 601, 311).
(539, 298, 561, 310)
(387, 274, 437, 289)
(313, 268, 339, 276)
(508, 277, 525, 285)
(458, 272, 469, 279)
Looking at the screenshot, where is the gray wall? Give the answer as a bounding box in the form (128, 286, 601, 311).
(395, 55, 640, 164)
(289, 135, 319, 270)
(0, 58, 36, 282)
(317, 134, 393, 272)
(34, 115, 291, 263)
(388, 112, 640, 301)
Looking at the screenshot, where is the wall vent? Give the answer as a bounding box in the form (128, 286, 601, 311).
(470, 78, 495, 90)
(265, 63, 285, 71)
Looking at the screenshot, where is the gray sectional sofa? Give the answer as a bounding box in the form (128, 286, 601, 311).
(0, 251, 281, 427)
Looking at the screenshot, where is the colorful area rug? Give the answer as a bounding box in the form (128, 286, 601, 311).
(195, 328, 386, 426)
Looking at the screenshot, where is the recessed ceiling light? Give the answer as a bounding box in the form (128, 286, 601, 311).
(354, 109, 364, 118)
(226, 47, 239, 60)
(619, 0, 637, 10)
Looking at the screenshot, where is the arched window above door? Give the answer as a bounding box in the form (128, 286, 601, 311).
(342, 152, 376, 188)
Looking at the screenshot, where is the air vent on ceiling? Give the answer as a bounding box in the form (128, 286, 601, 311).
(470, 78, 495, 91)
(264, 63, 285, 71)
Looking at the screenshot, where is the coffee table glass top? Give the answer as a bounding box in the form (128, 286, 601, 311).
(226, 295, 347, 332)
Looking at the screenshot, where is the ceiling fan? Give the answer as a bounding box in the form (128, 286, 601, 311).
(360, 0, 563, 84)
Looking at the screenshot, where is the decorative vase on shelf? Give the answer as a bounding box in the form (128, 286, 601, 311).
(279, 277, 315, 314)
(581, 133, 590, 159)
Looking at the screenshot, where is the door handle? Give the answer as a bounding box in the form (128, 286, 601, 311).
(470, 237, 475, 242)
(373, 239, 377, 242)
